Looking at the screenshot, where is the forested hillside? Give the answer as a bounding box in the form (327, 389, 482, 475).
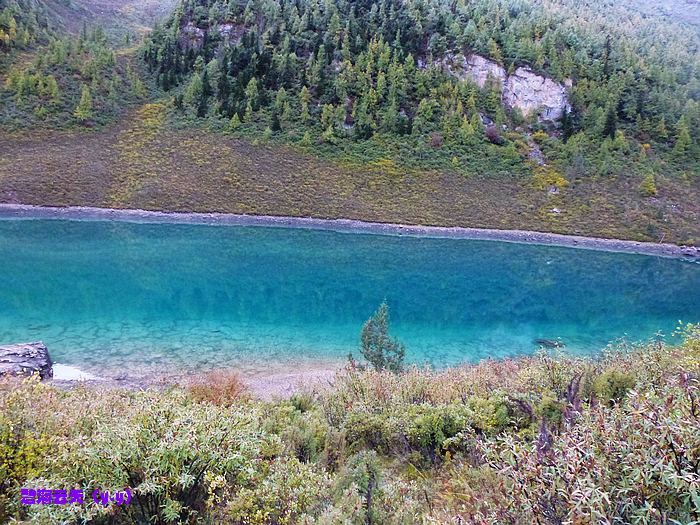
(141, 0, 699, 177)
(0, 0, 55, 57)
(0, 0, 173, 127)
(0, 0, 177, 50)
(628, 0, 700, 28)
(1, 0, 699, 243)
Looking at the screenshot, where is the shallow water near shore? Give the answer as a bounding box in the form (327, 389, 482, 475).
(0, 217, 698, 377)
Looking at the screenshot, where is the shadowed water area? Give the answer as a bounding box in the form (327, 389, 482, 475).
(0, 217, 698, 377)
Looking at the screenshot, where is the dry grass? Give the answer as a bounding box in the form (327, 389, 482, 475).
(187, 370, 250, 406)
(0, 105, 698, 244)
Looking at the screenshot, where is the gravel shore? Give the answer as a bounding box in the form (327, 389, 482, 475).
(1, 204, 698, 259)
(49, 363, 340, 400)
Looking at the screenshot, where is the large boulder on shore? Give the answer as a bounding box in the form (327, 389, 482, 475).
(0, 342, 53, 380)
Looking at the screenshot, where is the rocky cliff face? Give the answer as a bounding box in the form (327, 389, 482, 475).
(504, 67, 570, 121)
(456, 54, 507, 87)
(441, 53, 570, 122)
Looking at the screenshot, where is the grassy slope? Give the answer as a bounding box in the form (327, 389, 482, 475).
(43, 0, 179, 43)
(1, 103, 699, 243)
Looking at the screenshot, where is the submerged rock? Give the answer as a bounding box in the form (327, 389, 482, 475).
(0, 342, 53, 379)
(534, 338, 565, 349)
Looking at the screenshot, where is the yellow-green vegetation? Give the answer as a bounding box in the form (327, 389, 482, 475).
(639, 173, 658, 197)
(1, 325, 699, 523)
(531, 165, 569, 191)
(109, 103, 167, 206)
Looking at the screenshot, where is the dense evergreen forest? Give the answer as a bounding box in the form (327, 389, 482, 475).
(3, 0, 699, 173)
(139, 0, 699, 176)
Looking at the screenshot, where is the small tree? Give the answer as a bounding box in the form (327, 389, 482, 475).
(196, 69, 211, 117)
(228, 113, 241, 132)
(360, 301, 405, 372)
(673, 116, 692, 157)
(639, 173, 657, 197)
(270, 109, 281, 132)
(602, 103, 617, 139)
(74, 85, 93, 122)
(299, 85, 312, 123)
(299, 131, 312, 147)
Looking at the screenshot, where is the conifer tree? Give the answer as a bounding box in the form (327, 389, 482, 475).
(602, 104, 617, 139)
(673, 116, 692, 157)
(299, 85, 312, 123)
(360, 301, 405, 373)
(228, 113, 241, 132)
(74, 84, 93, 122)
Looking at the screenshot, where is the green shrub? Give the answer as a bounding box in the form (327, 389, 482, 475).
(405, 404, 471, 463)
(26, 390, 266, 524)
(0, 416, 52, 522)
(321, 428, 348, 472)
(482, 376, 700, 524)
(326, 451, 424, 525)
(0, 329, 697, 524)
(280, 413, 328, 463)
(467, 397, 511, 434)
(537, 395, 565, 427)
(290, 393, 315, 413)
(345, 412, 395, 455)
(224, 458, 330, 524)
(593, 370, 636, 404)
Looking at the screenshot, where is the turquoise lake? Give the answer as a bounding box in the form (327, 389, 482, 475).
(0, 217, 699, 377)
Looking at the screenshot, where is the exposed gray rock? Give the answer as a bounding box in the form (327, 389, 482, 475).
(218, 23, 235, 37)
(479, 113, 494, 126)
(216, 23, 245, 44)
(504, 67, 570, 121)
(180, 22, 205, 50)
(440, 53, 570, 123)
(182, 22, 204, 38)
(441, 53, 507, 87)
(0, 342, 53, 379)
(680, 246, 700, 259)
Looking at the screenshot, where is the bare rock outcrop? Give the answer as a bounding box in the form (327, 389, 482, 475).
(504, 67, 570, 121)
(0, 342, 53, 379)
(442, 53, 507, 88)
(440, 53, 571, 122)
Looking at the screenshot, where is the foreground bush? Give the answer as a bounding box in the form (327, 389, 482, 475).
(0, 325, 697, 524)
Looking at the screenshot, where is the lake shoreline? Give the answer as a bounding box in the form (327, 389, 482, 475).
(1, 203, 698, 259)
(49, 362, 341, 400)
